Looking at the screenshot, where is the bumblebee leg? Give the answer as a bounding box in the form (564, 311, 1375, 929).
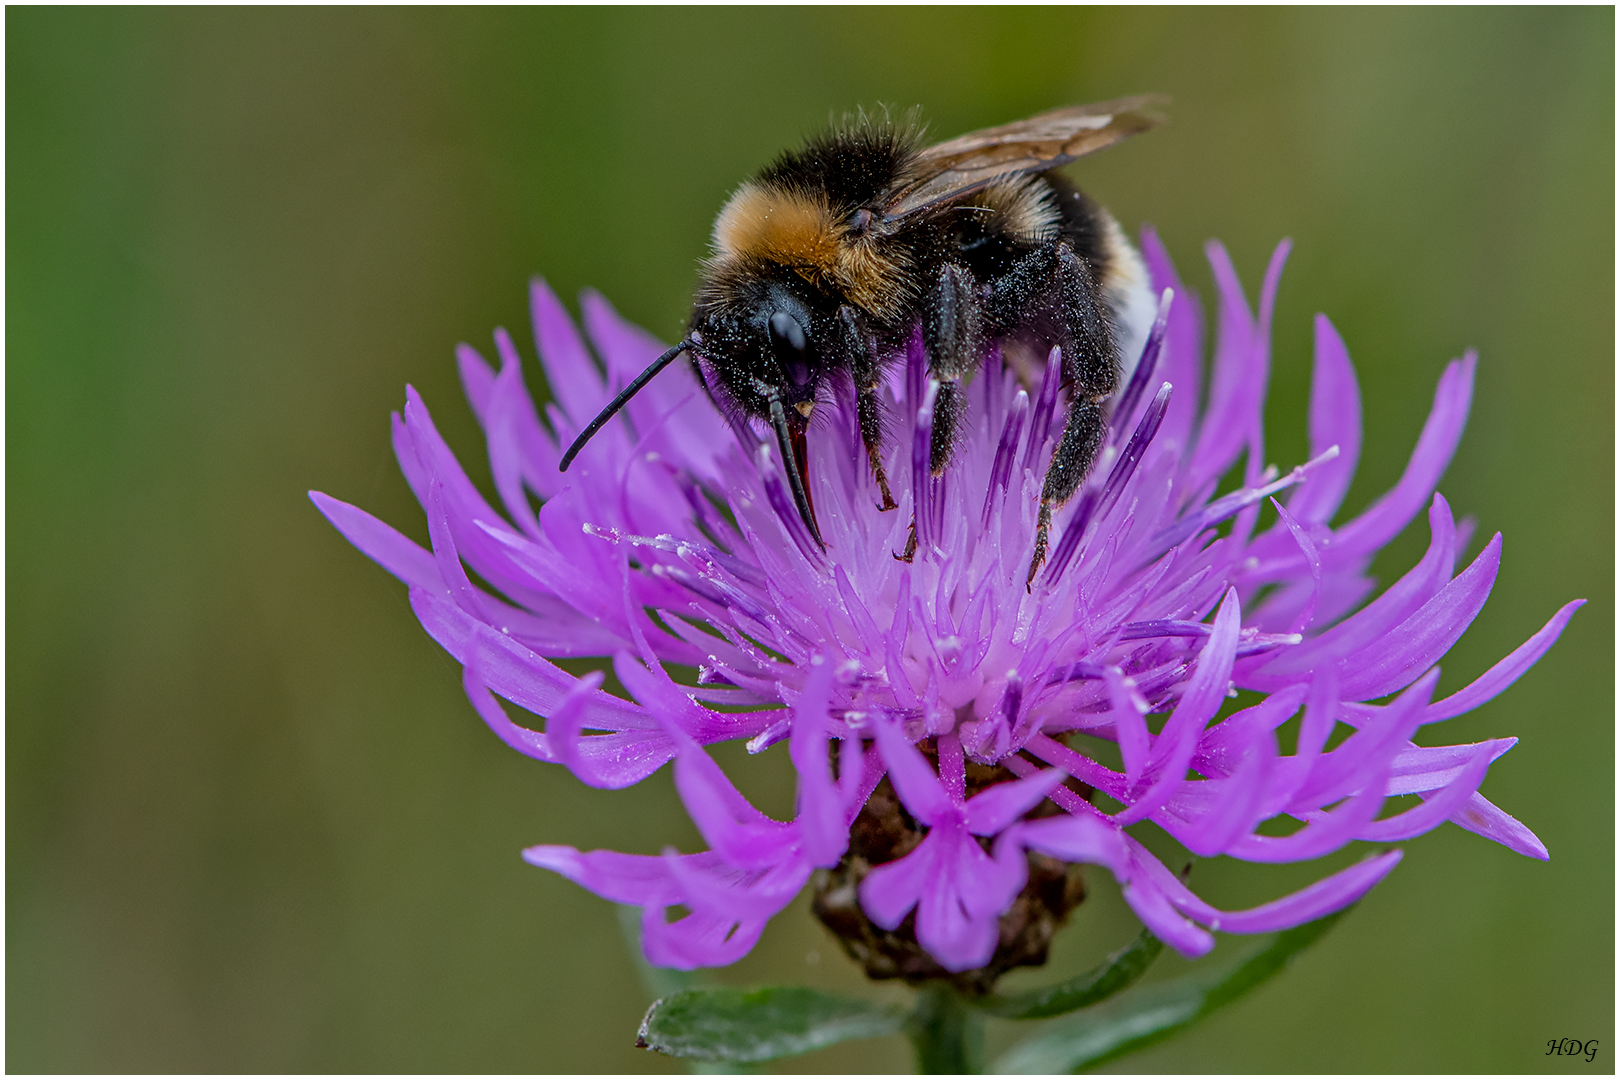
(990, 243, 1119, 585)
(860, 388, 898, 511)
(923, 264, 984, 475)
(894, 519, 918, 563)
(1029, 400, 1105, 584)
(989, 241, 1118, 402)
(837, 306, 897, 511)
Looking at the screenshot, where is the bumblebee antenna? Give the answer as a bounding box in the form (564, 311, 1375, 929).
(559, 339, 693, 471)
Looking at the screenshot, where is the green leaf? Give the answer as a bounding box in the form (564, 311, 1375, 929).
(616, 908, 759, 1073)
(638, 987, 908, 1064)
(975, 928, 1164, 1019)
(995, 909, 1351, 1073)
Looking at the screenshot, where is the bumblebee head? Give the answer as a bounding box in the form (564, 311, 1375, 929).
(684, 279, 832, 548)
(693, 279, 827, 425)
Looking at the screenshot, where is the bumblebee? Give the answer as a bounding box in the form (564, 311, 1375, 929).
(560, 97, 1165, 580)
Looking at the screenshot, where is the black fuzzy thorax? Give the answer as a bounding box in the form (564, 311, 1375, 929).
(756, 120, 922, 215)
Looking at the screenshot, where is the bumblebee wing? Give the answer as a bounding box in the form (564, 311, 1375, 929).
(880, 95, 1166, 221)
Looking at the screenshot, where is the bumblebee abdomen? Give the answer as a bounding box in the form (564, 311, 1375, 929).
(1043, 174, 1155, 382)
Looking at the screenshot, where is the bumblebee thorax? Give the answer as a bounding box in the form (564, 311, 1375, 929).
(707, 180, 912, 320)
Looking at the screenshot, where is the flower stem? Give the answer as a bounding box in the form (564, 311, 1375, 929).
(907, 984, 983, 1074)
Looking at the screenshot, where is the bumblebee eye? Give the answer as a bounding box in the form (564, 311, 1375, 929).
(768, 311, 813, 389)
(769, 311, 806, 354)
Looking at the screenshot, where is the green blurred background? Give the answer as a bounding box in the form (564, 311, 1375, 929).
(7, 7, 1612, 1073)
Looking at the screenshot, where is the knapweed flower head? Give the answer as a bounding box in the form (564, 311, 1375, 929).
(313, 230, 1579, 980)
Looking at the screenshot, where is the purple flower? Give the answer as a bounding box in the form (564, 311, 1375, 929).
(312, 230, 1580, 976)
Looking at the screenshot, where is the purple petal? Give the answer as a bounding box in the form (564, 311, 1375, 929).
(1151, 588, 1244, 759)
(409, 588, 656, 732)
(1139, 226, 1204, 452)
(523, 844, 709, 907)
(1125, 881, 1216, 957)
(859, 833, 936, 930)
(1291, 668, 1437, 810)
(1108, 666, 1152, 784)
(1271, 496, 1322, 634)
(1242, 240, 1291, 484)
(1447, 792, 1549, 860)
(609, 645, 779, 745)
(1145, 846, 1404, 934)
(1384, 738, 1517, 796)
(530, 277, 606, 429)
(486, 328, 560, 521)
(579, 293, 729, 486)
(1337, 534, 1501, 701)
(841, 741, 881, 820)
(789, 657, 847, 867)
(537, 488, 635, 616)
(1257, 669, 1341, 817)
(1423, 599, 1585, 722)
(1194, 683, 1308, 779)
(642, 906, 767, 970)
(1330, 353, 1476, 560)
(670, 743, 793, 869)
(1024, 732, 1131, 805)
(1022, 347, 1064, 475)
(981, 389, 1030, 529)
(1048, 382, 1173, 583)
(963, 769, 1064, 836)
(1357, 744, 1493, 842)
(662, 851, 811, 922)
(1099, 384, 1173, 524)
(1174, 732, 1275, 857)
(1289, 314, 1362, 525)
(870, 712, 955, 826)
(1119, 841, 1215, 956)
(1109, 287, 1173, 446)
(758, 441, 828, 567)
(1251, 495, 1456, 684)
(457, 342, 498, 423)
(400, 388, 508, 538)
(1226, 781, 1385, 863)
(976, 832, 1037, 919)
(399, 390, 568, 611)
(1014, 812, 1130, 871)
(1187, 241, 1282, 494)
(912, 380, 943, 552)
(538, 669, 679, 789)
(425, 479, 494, 624)
(937, 730, 967, 803)
(552, 729, 678, 790)
(311, 491, 443, 594)
(462, 662, 556, 763)
(1201, 239, 1259, 445)
(1152, 452, 1325, 556)
(1251, 567, 1376, 641)
(580, 289, 675, 402)
(914, 837, 1006, 972)
(1115, 588, 1241, 825)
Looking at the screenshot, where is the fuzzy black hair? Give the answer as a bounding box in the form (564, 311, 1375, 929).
(755, 108, 923, 213)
